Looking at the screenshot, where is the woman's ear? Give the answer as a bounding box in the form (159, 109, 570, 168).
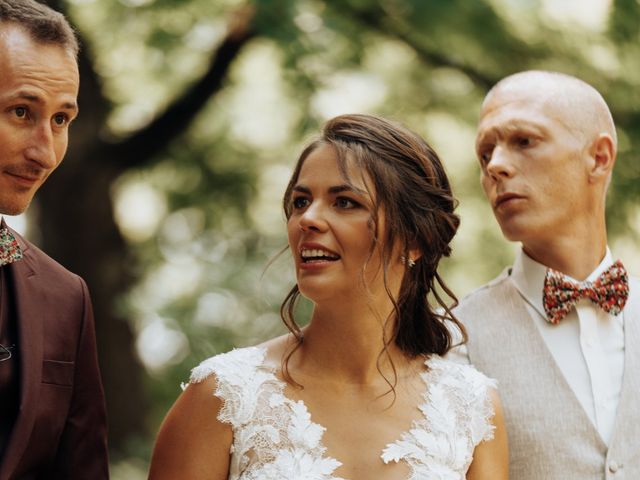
(408, 247, 422, 267)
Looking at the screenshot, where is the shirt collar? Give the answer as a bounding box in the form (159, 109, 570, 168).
(510, 247, 615, 317)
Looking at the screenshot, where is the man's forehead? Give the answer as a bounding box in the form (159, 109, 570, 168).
(483, 79, 555, 109)
(479, 89, 553, 127)
(481, 72, 597, 118)
(477, 88, 586, 147)
(0, 22, 77, 65)
(0, 22, 32, 48)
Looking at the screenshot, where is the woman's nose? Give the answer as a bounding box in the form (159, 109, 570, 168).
(299, 203, 328, 232)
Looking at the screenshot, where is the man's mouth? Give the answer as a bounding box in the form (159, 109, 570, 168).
(5, 165, 45, 184)
(495, 192, 524, 208)
(5, 171, 43, 187)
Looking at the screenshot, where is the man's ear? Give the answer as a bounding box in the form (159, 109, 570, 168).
(588, 133, 616, 184)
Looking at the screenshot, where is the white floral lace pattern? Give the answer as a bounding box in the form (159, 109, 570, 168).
(189, 347, 496, 480)
(380, 357, 497, 479)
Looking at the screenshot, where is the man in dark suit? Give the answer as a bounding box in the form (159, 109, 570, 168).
(0, 1, 108, 478)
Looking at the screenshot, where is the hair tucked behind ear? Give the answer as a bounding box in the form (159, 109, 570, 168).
(280, 114, 465, 385)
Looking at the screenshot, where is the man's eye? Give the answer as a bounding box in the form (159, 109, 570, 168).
(479, 149, 492, 165)
(516, 137, 531, 147)
(14, 107, 27, 118)
(53, 113, 68, 126)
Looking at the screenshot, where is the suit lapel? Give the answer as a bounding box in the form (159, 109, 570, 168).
(0, 233, 44, 479)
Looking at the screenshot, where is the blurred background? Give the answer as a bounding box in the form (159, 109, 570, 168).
(4, 0, 639, 476)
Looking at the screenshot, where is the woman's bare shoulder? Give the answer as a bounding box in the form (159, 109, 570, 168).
(255, 333, 299, 369)
(149, 374, 232, 479)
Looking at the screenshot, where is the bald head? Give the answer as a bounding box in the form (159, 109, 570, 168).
(476, 70, 616, 254)
(483, 70, 616, 148)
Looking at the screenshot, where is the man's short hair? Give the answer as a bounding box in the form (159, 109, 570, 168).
(0, 0, 78, 57)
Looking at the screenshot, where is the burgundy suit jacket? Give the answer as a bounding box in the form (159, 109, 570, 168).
(0, 226, 108, 479)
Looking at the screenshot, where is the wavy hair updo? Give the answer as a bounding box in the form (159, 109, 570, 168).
(281, 114, 465, 378)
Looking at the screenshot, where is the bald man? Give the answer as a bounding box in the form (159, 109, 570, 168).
(452, 71, 639, 479)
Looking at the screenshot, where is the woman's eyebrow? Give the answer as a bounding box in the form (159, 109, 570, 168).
(328, 184, 367, 196)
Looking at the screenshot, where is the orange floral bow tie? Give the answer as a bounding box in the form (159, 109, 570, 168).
(0, 228, 23, 267)
(543, 260, 629, 324)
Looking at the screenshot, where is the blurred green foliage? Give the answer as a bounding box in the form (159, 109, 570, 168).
(53, 0, 640, 475)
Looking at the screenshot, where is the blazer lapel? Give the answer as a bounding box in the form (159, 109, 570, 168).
(0, 234, 44, 479)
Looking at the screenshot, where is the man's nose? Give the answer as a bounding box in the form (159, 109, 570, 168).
(486, 146, 515, 181)
(24, 122, 59, 170)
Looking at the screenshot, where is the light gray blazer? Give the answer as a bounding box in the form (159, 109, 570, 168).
(454, 269, 640, 480)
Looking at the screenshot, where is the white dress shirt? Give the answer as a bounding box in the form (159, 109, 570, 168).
(449, 248, 626, 445)
(511, 249, 625, 445)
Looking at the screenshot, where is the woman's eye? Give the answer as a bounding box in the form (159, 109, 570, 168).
(292, 197, 309, 209)
(336, 197, 358, 209)
(516, 137, 531, 147)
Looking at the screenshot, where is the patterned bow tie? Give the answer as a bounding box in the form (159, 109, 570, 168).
(542, 260, 629, 324)
(0, 228, 23, 267)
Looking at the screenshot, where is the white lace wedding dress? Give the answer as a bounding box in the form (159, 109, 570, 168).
(188, 346, 496, 480)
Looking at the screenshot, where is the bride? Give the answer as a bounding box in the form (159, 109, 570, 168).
(149, 114, 508, 479)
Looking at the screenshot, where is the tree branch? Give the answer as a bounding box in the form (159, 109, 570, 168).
(106, 7, 256, 168)
(328, 2, 498, 90)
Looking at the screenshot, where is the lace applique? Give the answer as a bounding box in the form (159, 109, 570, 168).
(381, 356, 497, 479)
(189, 347, 344, 479)
(189, 348, 495, 480)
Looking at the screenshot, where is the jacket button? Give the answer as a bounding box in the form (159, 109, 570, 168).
(608, 461, 619, 473)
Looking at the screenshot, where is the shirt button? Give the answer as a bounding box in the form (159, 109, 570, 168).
(609, 461, 619, 473)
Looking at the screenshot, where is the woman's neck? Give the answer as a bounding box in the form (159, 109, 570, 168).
(292, 301, 413, 386)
